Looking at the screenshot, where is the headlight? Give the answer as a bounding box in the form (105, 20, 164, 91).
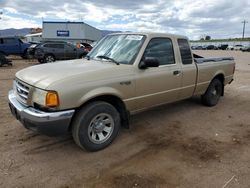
(32, 88, 59, 108)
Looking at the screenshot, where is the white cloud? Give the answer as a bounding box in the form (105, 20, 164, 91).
(0, 15, 40, 29)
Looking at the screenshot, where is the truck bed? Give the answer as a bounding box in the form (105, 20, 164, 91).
(193, 53, 235, 96)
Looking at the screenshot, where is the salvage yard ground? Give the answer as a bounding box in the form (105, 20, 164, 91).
(0, 51, 250, 188)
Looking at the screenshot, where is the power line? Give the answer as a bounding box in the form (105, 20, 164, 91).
(242, 20, 248, 39)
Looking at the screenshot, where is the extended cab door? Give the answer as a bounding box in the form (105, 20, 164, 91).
(177, 39, 197, 99)
(135, 37, 182, 110)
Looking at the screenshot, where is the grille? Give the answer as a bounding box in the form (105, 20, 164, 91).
(15, 80, 30, 104)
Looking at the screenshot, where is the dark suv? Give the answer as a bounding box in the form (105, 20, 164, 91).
(35, 42, 87, 63)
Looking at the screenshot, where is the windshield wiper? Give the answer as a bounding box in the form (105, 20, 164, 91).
(96, 55, 119, 65)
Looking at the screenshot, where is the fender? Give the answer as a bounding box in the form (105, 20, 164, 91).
(78, 87, 124, 107)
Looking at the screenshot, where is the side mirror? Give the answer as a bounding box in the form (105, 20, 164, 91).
(139, 57, 159, 69)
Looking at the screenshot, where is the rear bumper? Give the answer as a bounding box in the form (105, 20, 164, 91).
(8, 90, 75, 136)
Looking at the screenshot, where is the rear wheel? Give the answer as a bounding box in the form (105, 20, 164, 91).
(72, 101, 121, 151)
(201, 79, 223, 107)
(44, 54, 55, 63)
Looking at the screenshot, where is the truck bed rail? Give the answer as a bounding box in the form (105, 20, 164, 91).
(194, 57, 234, 64)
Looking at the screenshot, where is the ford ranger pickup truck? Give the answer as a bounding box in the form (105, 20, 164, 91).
(8, 33, 235, 151)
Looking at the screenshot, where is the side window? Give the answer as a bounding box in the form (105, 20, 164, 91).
(43, 44, 51, 48)
(65, 44, 74, 50)
(54, 44, 64, 49)
(178, 39, 193, 65)
(143, 38, 175, 66)
(3, 38, 16, 44)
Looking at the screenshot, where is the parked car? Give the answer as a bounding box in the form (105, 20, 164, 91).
(218, 44, 228, 50)
(206, 45, 218, 50)
(241, 45, 250, 52)
(234, 45, 244, 51)
(35, 42, 87, 63)
(0, 37, 31, 58)
(8, 32, 235, 151)
(196, 46, 203, 50)
(191, 46, 196, 50)
(202, 45, 208, 50)
(227, 45, 234, 50)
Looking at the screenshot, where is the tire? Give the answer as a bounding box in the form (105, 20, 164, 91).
(44, 54, 55, 63)
(72, 101, 121, 151)
(37, 58, 44, 63)
(201, 79, 223, 107)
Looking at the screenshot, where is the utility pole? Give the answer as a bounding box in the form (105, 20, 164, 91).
(242, 20, 248, 39)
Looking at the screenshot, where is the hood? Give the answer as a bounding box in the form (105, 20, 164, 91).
(16, 59, 134, 89)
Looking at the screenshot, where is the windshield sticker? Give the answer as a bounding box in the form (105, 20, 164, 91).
(125, 35, 143, 41)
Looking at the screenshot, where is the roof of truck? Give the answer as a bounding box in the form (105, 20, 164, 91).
(108, 32, 188, 40)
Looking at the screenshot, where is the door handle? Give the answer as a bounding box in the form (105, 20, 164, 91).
(173, 70, 181, 75)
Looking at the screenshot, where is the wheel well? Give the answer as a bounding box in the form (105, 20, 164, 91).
(69, 95, 130, 131)
(213, 74, 225, 96)
(214, 74, 224, 84)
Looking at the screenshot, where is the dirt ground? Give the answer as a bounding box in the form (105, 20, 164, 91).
(0, 51, 250, 188)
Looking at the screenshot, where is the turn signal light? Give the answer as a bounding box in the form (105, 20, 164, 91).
(46, 91, 59, 107)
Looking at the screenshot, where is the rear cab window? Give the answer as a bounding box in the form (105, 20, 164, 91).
(177, 39, 193, 65)
(143, 38, 175, 66)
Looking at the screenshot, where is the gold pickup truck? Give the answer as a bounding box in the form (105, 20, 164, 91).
(8, 33, 235, 151)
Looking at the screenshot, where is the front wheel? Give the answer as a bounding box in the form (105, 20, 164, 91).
(72, 101, 121, 151)
(44, 54, 55, 63)
(201, 79, 223, 107)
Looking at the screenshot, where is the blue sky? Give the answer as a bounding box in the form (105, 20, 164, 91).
(0, 0, 250, 40)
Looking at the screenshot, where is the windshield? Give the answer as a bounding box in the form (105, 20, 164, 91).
(88, 34, 145, 65)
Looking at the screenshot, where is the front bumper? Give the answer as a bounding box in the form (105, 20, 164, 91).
(8, 90, 75, 136)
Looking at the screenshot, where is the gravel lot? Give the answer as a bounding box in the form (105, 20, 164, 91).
(0, 51, 250, 188)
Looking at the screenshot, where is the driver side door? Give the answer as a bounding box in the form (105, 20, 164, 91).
(135, 37, 182, 111)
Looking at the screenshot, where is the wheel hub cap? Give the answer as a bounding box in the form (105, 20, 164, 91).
(93, 121, 105, 133)
(88, 113, 114, 144)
